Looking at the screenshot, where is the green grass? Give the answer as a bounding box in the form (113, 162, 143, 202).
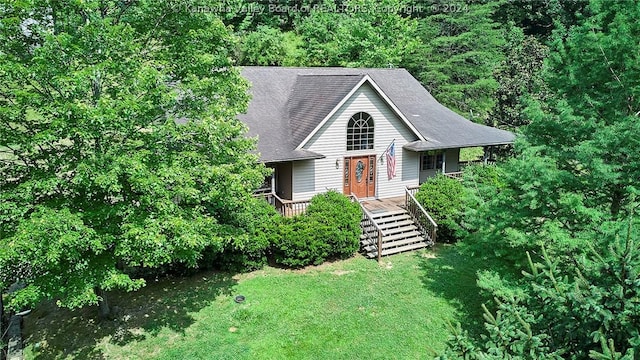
(24, 245, 487, 360)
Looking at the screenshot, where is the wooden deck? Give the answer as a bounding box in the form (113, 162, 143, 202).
(361, 196, 406, 214)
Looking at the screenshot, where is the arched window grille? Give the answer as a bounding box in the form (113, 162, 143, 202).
(346, 112, 374, 151)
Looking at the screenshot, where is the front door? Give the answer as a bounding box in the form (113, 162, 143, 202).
(343, 155, 376, 198)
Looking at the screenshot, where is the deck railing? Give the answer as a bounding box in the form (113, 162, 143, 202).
(254, 191, 310, 217)
(444, 171, 464, 181)
(404, 187, 437, 244)
(280, 198, 311, 217)
(352, 193, 386, 262)
(406, 185, 420, 197)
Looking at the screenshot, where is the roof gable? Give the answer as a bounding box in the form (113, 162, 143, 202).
(295, 75, 425, 149)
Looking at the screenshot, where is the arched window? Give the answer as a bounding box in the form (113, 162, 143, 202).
(346, 112, 374, 151)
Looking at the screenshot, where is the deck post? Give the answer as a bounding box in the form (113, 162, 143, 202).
(377, 232, 382, 262)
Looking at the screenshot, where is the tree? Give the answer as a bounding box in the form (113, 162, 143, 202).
(297, 0, 419, 67)
(490, 26, 548, 131)
(463, 0, 640, 262)
(493, 0, 589, 39)
(525, 0, 640, 216)
(0, 1, 267, 317)
(406, 0, 505, 123)
(441, 212, 640, 359)
(237, 26, 305, 66)
(442, 0, 640, 357)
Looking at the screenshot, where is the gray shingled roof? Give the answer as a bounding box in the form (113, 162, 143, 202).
(288, 74, 365, 146)
(239, 67, 515, 163)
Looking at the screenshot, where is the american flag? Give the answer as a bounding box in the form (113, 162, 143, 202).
(386, 142, 396, 180)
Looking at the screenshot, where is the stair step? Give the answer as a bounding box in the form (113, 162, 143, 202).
(381, 236, 426, 249)
(361, 224, 417, 236)
(371, 209, 407, 219)
(382, 230, 422, 243)
(375, 215, 412, 226)
(364, 241, 431, 258)
(383, 225, 418, 236)
(381, 242, 430, 256)
(377, 219, 414, 230)
(360, 206, 435, 259)
(362, 234, 425, 250)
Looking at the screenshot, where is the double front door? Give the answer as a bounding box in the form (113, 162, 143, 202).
(343, 155, 376, 198)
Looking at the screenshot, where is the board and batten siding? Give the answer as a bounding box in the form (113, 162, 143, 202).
(292, 83, 420, 200)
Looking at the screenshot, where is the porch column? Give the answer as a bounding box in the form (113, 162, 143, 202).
(271, 171, 276, 193)
(441, 151, 446, 173)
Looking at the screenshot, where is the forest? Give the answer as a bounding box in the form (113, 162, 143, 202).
(1, 0, 639, 358)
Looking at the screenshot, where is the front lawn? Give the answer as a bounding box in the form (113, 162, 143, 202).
(24, 245, 486, 359)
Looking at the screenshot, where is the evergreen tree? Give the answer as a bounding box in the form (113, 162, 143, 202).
(442, 0, 640, 357)
(406, 0, 505, 123)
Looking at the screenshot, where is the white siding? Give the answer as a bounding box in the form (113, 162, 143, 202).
(292, 83, 420, 200)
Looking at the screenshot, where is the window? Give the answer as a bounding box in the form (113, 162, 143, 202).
(347, 112, 374, 151)
(421, 151, 444, 171)
(344, 158, 350, 186)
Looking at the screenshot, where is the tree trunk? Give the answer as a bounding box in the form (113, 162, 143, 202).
(610, 188, 624, 216)
(1, 287, 4, 345)
(95, 287, 111, 319)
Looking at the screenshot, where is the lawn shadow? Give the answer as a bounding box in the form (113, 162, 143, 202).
(23, 270, 238, 359)
(416, 244, 489, 340)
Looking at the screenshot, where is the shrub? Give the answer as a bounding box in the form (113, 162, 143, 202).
(212, 198, 282, 271)
(272, 191, 362, 267)
(305, 190, 362, 259)
(415, 174, 465, 242)
(272, 216, 330, 267)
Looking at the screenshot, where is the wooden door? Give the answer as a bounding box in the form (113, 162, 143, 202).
(343, 155, 375, 198)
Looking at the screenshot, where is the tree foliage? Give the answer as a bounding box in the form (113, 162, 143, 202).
(296, 0, 419, 67)
(0, 1, 267, 313)
(416, 174, 465, 242)
(443, 0, 640, 357)
(442, 214, 640, 359)
(406, 1, 505, 123)
(490, 26, 548, 130)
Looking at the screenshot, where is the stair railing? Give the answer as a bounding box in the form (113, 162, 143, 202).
(352, 193, 386, 262)
(404, 187, 437, 244)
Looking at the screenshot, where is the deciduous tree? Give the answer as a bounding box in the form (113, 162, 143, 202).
(0, 0, 267, 317)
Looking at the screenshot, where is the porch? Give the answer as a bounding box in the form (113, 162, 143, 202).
(255, 186, 438, 261)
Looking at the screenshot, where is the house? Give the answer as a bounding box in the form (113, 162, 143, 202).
(240, 67, 514, 202)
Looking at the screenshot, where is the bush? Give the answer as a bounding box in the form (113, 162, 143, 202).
(212, 198, 282, 271)
(272, 216, 330, 267)
(415, 174, 465, 242)
(305, 190, 362, 259)
(272, 191, 362, 267)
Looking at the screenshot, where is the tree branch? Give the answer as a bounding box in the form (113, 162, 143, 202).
(592, 28, 635, 115)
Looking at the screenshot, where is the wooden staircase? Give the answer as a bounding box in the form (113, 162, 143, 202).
(360, 208, 434, 259)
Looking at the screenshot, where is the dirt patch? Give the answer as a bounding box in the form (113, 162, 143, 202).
(331, 270, 354, 276)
